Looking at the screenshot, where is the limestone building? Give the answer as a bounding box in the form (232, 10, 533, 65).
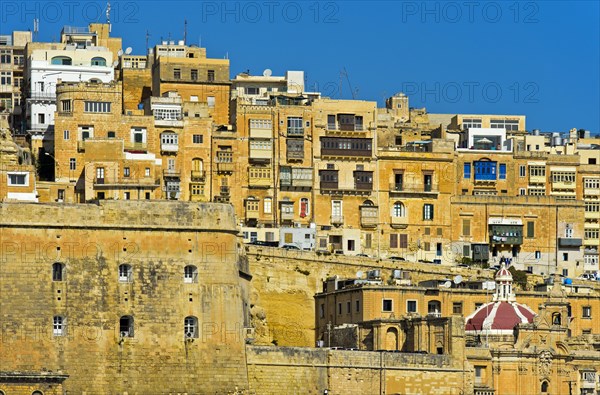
(314, 268, 600, 394)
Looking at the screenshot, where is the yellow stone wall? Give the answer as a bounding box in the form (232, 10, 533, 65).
(0, 200, 249, 394)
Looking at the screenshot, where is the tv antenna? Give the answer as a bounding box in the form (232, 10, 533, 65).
(340, 67, 358, 99)
(33, 18, 39, 40)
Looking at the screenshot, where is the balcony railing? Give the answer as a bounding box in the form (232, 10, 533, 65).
(391, 216, 408, 227)
(163, 169, 181, 178)
(245, 208, 259, 220)
(287, 127, 304, 137)
(161, 143, 179, 152)
(287, 150, 304, 161)
(280, 177, 313, 189)
(360, 206, 378, 228)
(280, 209, 294, 221)
(389, 183, 438, 194)
(529, 175, 546, 184)
(356, 182, 373, 191)
(321, 148, 372, 158)
(191, 170, 206, 182)
(330, 215, 344, 225)
(124, 141, 147, 152)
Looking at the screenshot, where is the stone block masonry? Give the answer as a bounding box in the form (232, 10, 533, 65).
(0, 200, 248, 394)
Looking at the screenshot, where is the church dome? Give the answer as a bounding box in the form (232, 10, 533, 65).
(465, 264, 536, 335)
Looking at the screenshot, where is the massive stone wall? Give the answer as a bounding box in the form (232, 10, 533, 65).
(246, 346, 470, 395)
(0, 200, 249, 394)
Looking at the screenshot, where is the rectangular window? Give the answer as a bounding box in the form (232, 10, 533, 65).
(562, 268, 568, 277)
(399, 234, 408, 249)
(382, 299, 393, 312)
(462, 219, 471, 236)
(390, 234, 398, 249)
(356, 300, 360, 312)
(174, 68, 181, 79)
(527, 221, 535, 238)
(124, 167, 130, 177)
(407, 300, 417, 313)
(207, 96, 215, 108)
(61, 100, 71, 112)
(338, 303, 342, 315)
(53, 316, 64, 336)
(245, 87, 259, 95)
(145, 168, 150, 177)
(365, 233, 372, 249)
(423, 204, 434, 220)
(499, 164, 506, 179)
(207, 69, 215, 82)
(463, 163, 471, 179)
(519, 165, 526, 177)
(582, 306, 591, 318)
(263, 197, 272, 214)
(563, 253, 568, 261)
(69, 158, 76, 171)
(452, 302, 463, 315)
(191, 69, 198, 80)
(346, 301, 351, 314)
(535, 251, 541, 259)
(63, 130, 70, 140)
(519, 188, 526, 195)
(193, 134, 203, 144)
(84, 101, 111, 113)
(7, 173, 27, 185)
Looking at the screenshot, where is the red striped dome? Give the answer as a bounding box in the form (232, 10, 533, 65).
(465, 264, 536, 334)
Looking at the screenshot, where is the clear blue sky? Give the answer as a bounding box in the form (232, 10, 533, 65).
(2, 1, 599, 134)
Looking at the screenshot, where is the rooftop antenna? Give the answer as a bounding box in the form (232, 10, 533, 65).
(106, 1, 112, 32)
(199, 35, 201, 47)
(341, 67, 358, 99)
(183, 19, 187, 45)
(145, 30, 150, 53)
(33, 18, 39, 40)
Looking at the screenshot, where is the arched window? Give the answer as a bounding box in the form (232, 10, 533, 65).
(300, 198, 310, 218)
(119, 316, 134, 337)
(53, 316, 65, 336)
(552, 312, 561, 325)
(392, 202, 405, 217)
(52, 262, 65, 281)
(541, 381, 549, 392)
(32, 391, 44, 395)
(184, 265, 198, 283)
(91, 57, 106, 66)
(118, 264, 132, 283)
(184, 316, 198, 339)
(428, 300, 441, 317)
(192, 158, 203, 172)
(51, 56, 72, 65)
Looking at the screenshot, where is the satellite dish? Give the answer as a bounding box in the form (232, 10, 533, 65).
(442, 281, 452, 288)
(453, 275, 463, 285)
(125, 47, 133, 55)
(117, 49, 124, 57)
(356, 271, 363, 279)
(263, 68, 272, 77)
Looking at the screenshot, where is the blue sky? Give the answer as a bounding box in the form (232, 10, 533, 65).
(2, 0, 599, 134)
